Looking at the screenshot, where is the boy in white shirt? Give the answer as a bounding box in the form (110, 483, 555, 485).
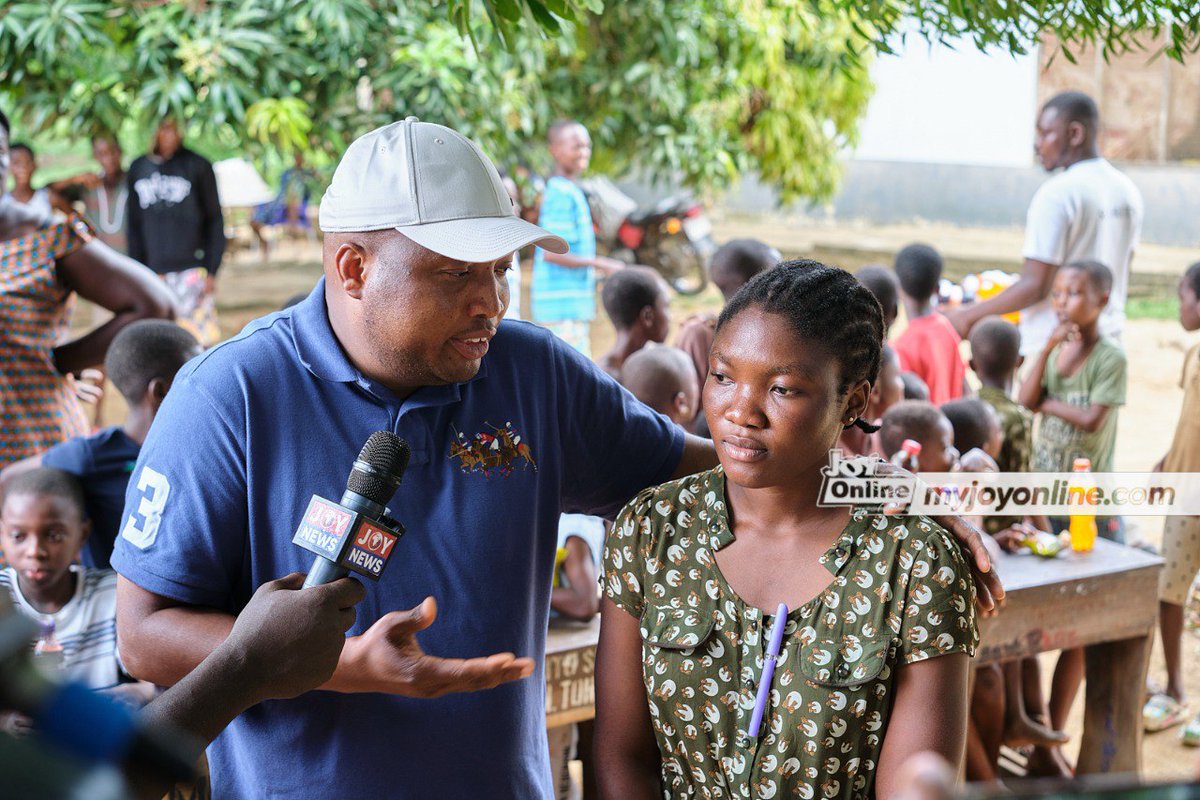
(0, 468, 153, 721)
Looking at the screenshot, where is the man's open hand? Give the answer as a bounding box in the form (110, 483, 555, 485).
(334, 597, 534, 698)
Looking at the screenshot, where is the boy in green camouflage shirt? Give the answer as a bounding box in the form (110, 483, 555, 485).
(969, 317, 1033, 534)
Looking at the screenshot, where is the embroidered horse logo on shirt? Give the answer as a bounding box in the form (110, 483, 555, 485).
(449, 421, 537, 477)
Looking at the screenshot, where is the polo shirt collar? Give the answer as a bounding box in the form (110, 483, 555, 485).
(292, 278, 360, 384)
(290, 277, 489, 404)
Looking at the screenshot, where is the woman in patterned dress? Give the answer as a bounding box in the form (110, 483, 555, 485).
(0, 110, 174, 467)
(597, 262, 978, 799)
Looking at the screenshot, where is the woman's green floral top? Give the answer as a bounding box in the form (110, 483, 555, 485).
(602, 467, 978, 799)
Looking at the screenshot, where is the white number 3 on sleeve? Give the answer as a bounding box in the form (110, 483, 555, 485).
(121, 467, 171, 550)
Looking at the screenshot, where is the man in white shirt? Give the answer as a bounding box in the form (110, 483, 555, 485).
(946, 91, 1143, 355)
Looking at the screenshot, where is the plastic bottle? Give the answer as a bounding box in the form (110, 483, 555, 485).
(33, 616, 65, 675)
(975, 271, 1022, 324)
(891, 439, 921, 472)
(1068, 457, 1099, 552)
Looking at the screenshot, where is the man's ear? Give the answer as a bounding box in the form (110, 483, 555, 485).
(332, 242, 371, 299)
(639, 305, 656, 330)
(1068, 120, 1087, 149)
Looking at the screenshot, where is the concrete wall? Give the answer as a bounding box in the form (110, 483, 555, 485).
(854, 36, 1038, 167)
(710, 160, 1200, 248)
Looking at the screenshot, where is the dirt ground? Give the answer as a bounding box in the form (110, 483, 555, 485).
(177, 219, 1200, 781)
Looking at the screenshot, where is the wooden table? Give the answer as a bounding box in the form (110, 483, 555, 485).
(545, 617, 601, 729)
(543, 539, 1163, 775)
(978, 538, 1163, 776)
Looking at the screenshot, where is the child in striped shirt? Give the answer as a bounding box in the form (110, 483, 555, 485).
(0, 467, 153, 734)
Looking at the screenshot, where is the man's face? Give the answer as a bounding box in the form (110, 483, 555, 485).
(356, 233, 511, 389)
(93, 137, 123, 175)
(155, 120, 182, 158)
(1034, 107, 1076, 172)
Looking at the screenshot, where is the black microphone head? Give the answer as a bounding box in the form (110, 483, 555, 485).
(348, 432, 410, 505)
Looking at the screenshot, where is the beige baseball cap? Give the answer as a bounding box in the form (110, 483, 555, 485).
(318, 117, 568, 261)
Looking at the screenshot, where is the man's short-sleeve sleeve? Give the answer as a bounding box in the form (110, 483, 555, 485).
(1022, 184, 1070, 266)
(602, 488, 656, 618)
(41, 436, 91, 475)
(1087, 343, 1127, 408)
(551, 336, 685, 518)
(109, 377, 248, 610)
(898, 519, 978, 664)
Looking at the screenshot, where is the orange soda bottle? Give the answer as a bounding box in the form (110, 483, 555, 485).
(1068, 457, 1098, 552)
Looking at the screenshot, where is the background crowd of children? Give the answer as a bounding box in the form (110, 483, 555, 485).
(535, 119, 1200, 793)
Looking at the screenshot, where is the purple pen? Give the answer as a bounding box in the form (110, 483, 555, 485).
(747, 602, 789, 739)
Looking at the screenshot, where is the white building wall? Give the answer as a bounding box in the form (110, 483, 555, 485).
(853, 36, 1040, 168)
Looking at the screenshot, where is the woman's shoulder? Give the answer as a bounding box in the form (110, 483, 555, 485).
(39, 212, 95, 256)
(618, 467, 724, 524)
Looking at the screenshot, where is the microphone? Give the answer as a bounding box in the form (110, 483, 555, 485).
(294, 431, 411, 588)
(0, 610, 198, 786)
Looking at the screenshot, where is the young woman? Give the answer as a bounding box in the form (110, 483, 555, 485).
(596, 261, 977, 799)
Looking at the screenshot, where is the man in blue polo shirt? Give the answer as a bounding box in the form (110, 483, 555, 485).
(110, 118, 706, 799)
(112, 119, 1001, 799)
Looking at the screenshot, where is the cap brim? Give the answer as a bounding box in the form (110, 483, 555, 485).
(397, 215, 569, 262)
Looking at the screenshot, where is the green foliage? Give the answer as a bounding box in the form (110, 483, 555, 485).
(1, 0, 1196, 205)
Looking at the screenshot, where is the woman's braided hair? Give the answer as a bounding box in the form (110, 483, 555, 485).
(716, 259, 886, 433)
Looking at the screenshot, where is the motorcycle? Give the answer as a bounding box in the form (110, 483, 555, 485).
(580, 177, 716, 295)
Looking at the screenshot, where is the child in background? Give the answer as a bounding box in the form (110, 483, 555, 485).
(0, 469, 155, 718)
(676, 238, 779, 434)
(1018, 259, 1126, 765)
(531, 120, 626, 357)
(901, 372, 931, 401)
(597, 266, 672, 381)
(598, 262, 977, 798)
(892, 244, 969, 404)
(5, 143, 62, 217)
(0, 320, 201, 569)
(940, 398, 1002, 473)
(969, 318, 1033, 529)
(838, 344, 903, 457)
(879, 400, 960, 473)
(1019, 260, 1126, 531)
(939, 396, 1071, 780)
(620, 345, 699, 428)
(856, 264, 900, 335)
(1144, 261, 1200, 741)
